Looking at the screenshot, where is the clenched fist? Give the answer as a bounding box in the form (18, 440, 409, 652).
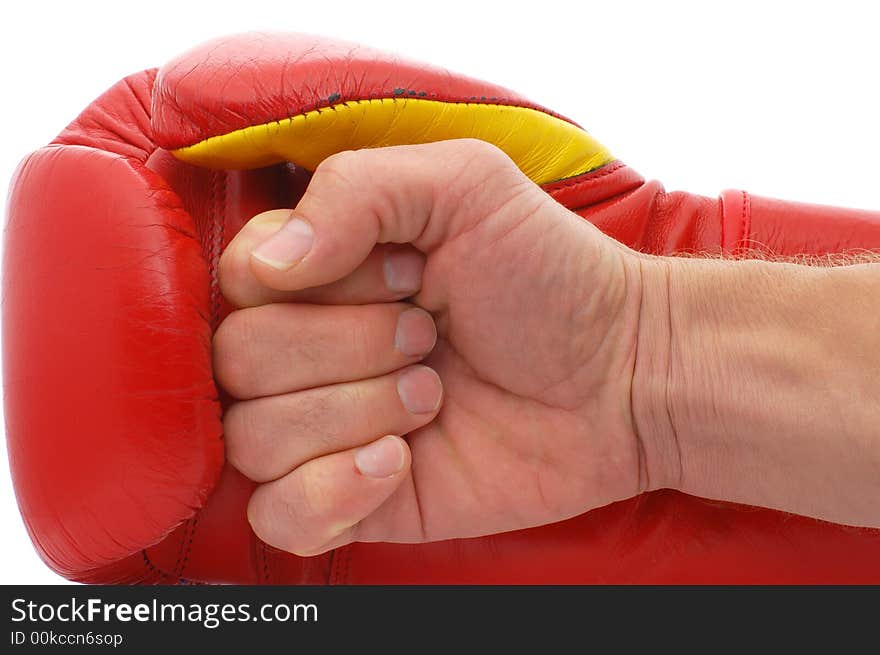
(213, 139, 672, 556)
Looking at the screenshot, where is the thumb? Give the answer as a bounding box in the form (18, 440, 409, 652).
(219, 139, 538, 302)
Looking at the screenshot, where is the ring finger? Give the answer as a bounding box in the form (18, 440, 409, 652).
(225, 364, 443, 482)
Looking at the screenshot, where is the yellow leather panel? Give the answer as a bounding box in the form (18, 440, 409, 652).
(171, 98, 613, 184)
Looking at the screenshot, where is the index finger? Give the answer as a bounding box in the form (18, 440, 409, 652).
(219, 139, 529, 304)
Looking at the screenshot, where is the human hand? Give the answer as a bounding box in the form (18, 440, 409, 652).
(214, 139, 676, 555)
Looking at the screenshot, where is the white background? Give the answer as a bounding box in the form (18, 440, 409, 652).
(1, 0, 878, 584)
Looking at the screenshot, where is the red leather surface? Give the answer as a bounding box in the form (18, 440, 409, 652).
(6, 33, 880, 584)
(551, 164, 880, 258)
(3, 72, 224, 582)
(152, 32, 572, 152)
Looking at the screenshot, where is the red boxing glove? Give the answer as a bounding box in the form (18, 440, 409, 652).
(5, 32, 880, 584)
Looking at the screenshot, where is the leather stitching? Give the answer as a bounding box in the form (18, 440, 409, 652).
(541, 160, 626, 192)
(261, 542, 271, 584)
(141, 549, 200, 584)
(328, 548, 338, 584)
(739, 191, 752, 256)
(340, 545, 352, 584)
(329, 545, 347, 585)
(173, 517, 198, 578)
(209, 170, 226, 323)
(175, 169, 226, 583)
(161, 92, 580, 150)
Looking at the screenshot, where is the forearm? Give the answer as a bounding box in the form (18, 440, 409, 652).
(635, 252, 880, 526)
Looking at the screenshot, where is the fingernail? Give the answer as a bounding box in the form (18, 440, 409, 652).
(384, 250, 424, 293)
(354, 435, 406, 479)
(397, 366, 443, 414)
(251, 217, 314, 270)
(394, 308, 437, 357)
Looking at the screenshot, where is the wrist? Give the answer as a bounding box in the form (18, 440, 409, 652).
(636, 252, 880, 526)
(632, 254, 796, 502)
(628, 252, 684, 494)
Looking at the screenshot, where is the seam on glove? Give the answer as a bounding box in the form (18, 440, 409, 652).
(173, 516, 199, 580)
(261, 542, 271, 584)
(208, 170, 227, 326)
(141, 549, 197, 584)
(737, 191, 752, 256)
(541, 160, 627, 192)
(329, 545, 352, 585)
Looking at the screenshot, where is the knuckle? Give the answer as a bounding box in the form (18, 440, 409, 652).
(248, 481, 315, 555)
(246, 487, 282, 549)
(212, 308, 262, 398)
(454, 138, 512, 169)
(223, 402, 267, 481)
(314, 149, 363, 188)
(216, 245, 245, 307)
(460, 141, 523, 192)
(432, 140, 525, 224)
(246, 487, 275, 545)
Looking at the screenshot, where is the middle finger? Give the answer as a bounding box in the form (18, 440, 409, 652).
(213, 302, 437, 399)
